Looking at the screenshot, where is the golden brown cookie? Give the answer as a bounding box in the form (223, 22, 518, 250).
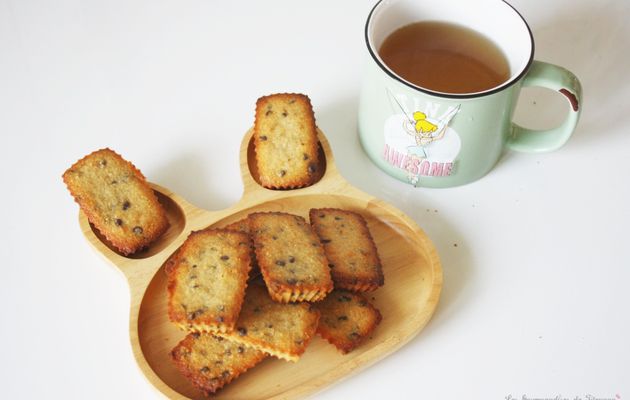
(167, 229, 252, 333)
(62, 148, 169, 255)
(315, 290, 382, 354)
(249, 212, 333, 302)
(216, 284, 320, 362)
(309, 208, 384, 292)
(253, 93, 320, 188)
(171, 332, 266, 396)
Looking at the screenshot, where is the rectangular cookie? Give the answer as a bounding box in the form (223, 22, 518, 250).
(254, 93, 320, 188)
(167, 229, 252, 333)
(315, 290, 382, 354)
(171, 332, 266, 396)
(62, 148, 169, 255)
(309, 208, 384, 292)
(249, 212, 333, 302)
(216, 284, 320, 362)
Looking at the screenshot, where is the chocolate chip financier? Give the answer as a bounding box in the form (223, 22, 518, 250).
(253, 93, 320, 188)
(249, 212, 333, 302)
(171, 332, 266, 396)
(309, 208, 384, 292)
(216, 284, 320, 362)
(62, 148, 169, 255)
(315, 290, 382, 354)
(167, 229, 252, 333)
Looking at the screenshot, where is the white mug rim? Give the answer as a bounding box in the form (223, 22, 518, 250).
(365, 0, 535, 99)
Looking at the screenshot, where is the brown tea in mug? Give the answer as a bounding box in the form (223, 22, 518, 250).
(378, 21, 510, 94)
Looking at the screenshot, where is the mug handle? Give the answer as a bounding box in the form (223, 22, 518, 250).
(507, 60, 582, 153)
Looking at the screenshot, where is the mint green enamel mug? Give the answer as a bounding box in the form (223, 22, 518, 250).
(359, 0, 582, 187)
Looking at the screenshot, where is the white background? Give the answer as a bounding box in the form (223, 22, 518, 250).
(1, 0, 629, 399)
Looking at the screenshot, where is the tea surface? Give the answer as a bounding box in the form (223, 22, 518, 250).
(378, 21, 510, 94)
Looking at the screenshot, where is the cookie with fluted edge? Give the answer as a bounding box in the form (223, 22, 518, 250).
(171, 332, 266, 396)
(62, 148, 169, 255)
(315, 290, 382, 354)
(216, 284, 320, 362)
(249, 212, 333, 302)
(254, 93, 320, 188)
(309, 208, 384, 292)
(167, 229, 252, 333)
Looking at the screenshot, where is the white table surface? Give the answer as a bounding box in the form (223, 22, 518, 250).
(2, 0, 629, 399)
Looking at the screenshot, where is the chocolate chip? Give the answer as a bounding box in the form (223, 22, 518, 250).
(253, 306, 261, 313)
(349, 332, 361, 340)
(133, 226, 143, 235)
(288, 98, 296, 104)
(110, 180, 118, 184)
(187, 309, 205, 320)
(338, 315, 348, 321)
(328, 263, 335, 268)
(200, 366, 210, 373)
(216, 337, 224, 342)
(122, 201, 131, 210)
(338, 295, 351, 302)
(279, 169, 286, 177)
(288, 256, 295, 263)
(265, 110, 272, 116)
(272, 235, 277, 240)
(334, 216, 342, 220)
(217, 305, 225, 311)
(260, 135, 268, 140)
(99, 159, 107, 167)
(221, 255, 229, 261)
(275, 260, 286, 266)
(192, 332, 201, 339)
(319, 214, 325, 218)
(267, 323, 273, 328)
(192, 284, 200, 289)
(192, 264, 197, 268)
(303, 153, 309, 160)
(222, 370, 230, 378)
(282, 110, 288, 117)
(237, 327, 247, 336)
(308, 163, 317, 174)
(237, 346, 244, 353)
(115, 218, 123, 226)
(321, 239, 331, 244)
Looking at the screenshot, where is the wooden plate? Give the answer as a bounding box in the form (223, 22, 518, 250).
(78, 128, 442, 399)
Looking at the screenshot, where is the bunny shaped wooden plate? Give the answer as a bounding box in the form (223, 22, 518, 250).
(78, 128, 442, 399)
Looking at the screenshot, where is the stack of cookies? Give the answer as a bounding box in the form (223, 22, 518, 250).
(166, 207, 384, 396)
